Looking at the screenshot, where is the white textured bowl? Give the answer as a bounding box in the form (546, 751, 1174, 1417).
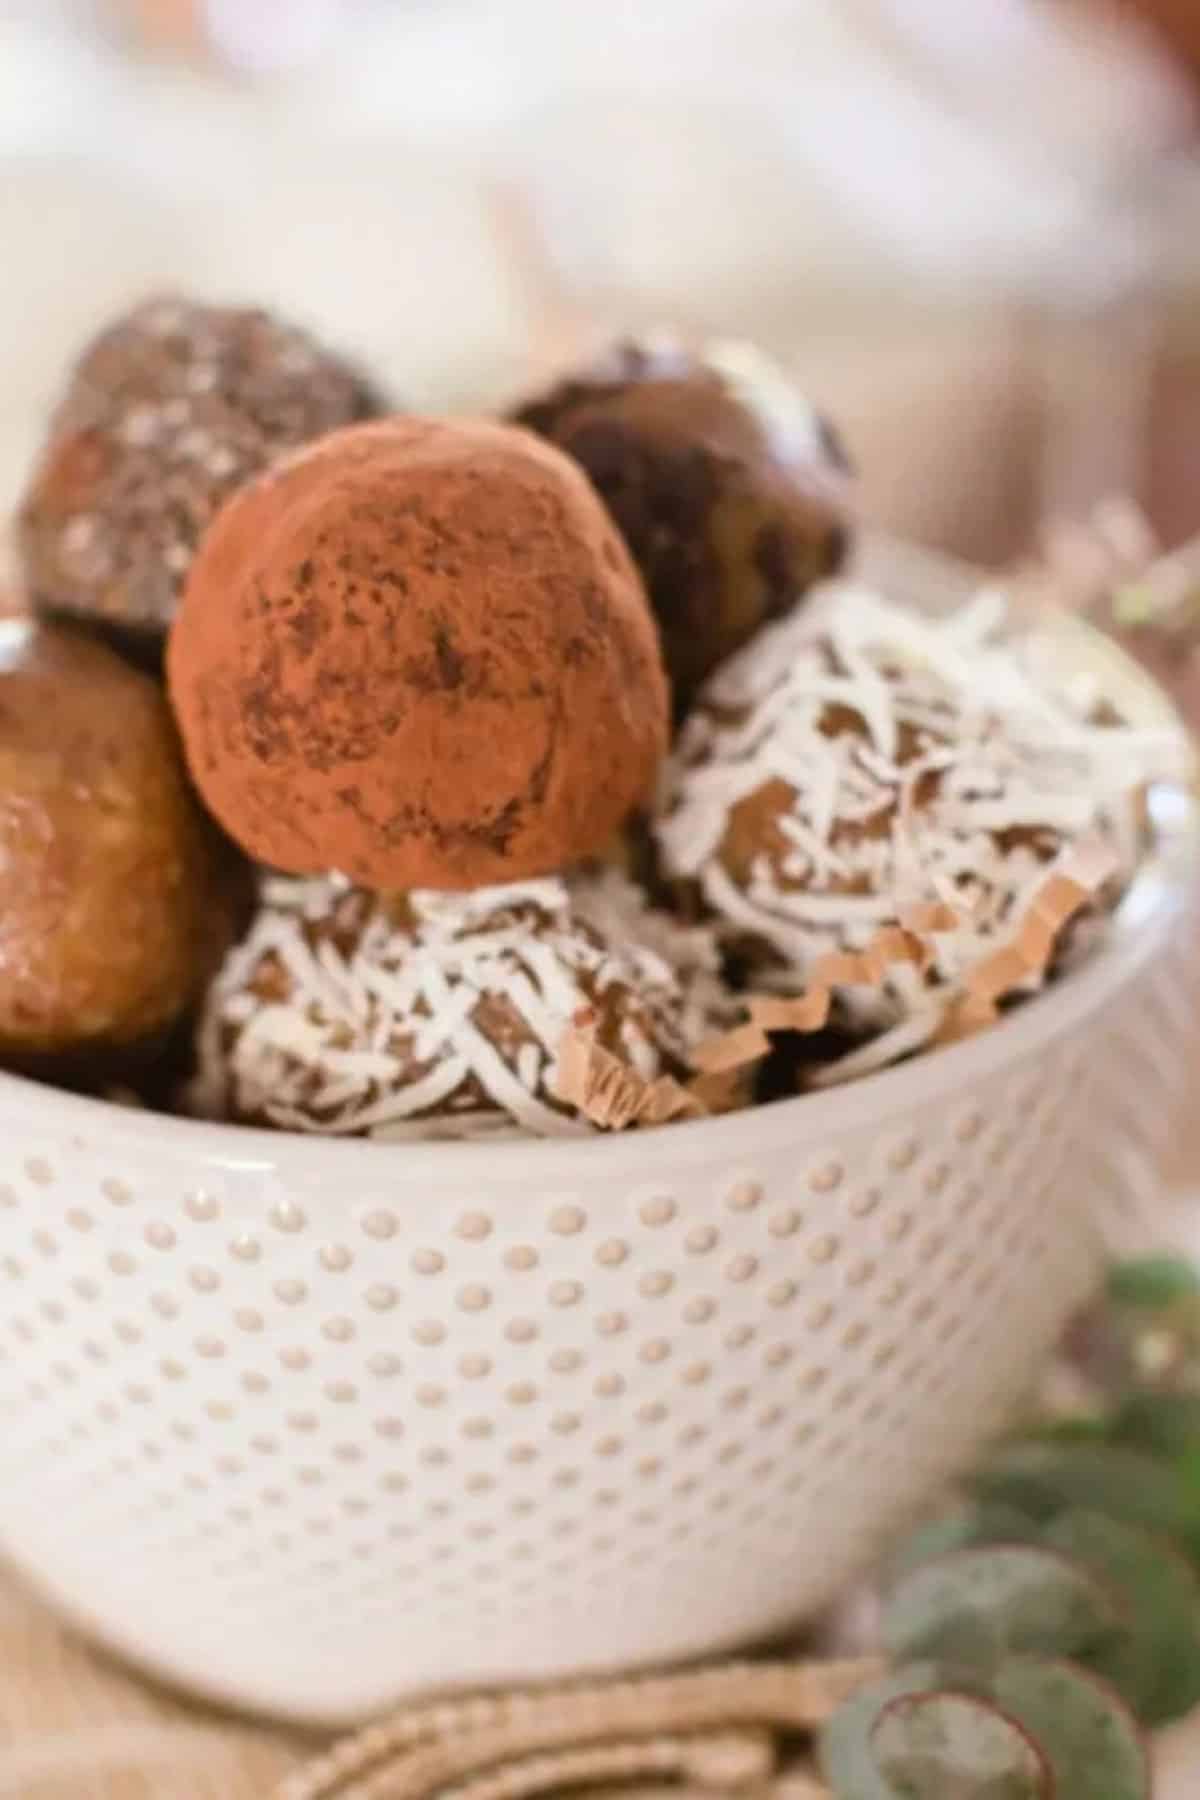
(0, 815, 1193, 1726)
(0, 541, 1196, 1726)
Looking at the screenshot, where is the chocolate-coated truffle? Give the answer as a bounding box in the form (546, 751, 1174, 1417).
(0, 617, 243, 1064)
(197, 875, 688, 1138)
(17, 295, 380, 648)
(167, 417, 670, 891)
(514, 337, 852, 714)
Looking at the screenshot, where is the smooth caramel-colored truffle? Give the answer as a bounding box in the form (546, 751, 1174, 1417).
(17, 295, 380, 650)
(514, 337, 852, 715)
(0, 617, 242, 1064)
(167, 417, 670, 890)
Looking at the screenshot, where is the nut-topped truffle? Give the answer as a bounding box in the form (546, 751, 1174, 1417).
(514, 337, 852, 715)
(17, 295, 380, 648)
(655, 583, 1155, 1065)
(197, 876, 689, 1139)
(167, 416, 671, 890)
(0, 616, 243, 1066)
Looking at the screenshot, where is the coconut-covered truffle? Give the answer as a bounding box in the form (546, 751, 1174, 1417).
(655, 583, 1159, 1067)
(167, 416, 670, 890)
(514, 336, 852, 715)
(196, 876, 689, 1139)
(0, 617, 243, 1066)
(568, 863, 735, 1049)
(17, 295, 380, 648)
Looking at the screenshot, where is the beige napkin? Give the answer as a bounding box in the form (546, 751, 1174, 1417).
(0, 1564, 301, 1797)
(0, 1562, 859, 1800)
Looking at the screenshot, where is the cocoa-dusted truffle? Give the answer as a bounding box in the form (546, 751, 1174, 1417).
(167, 417, 670, 890)
(514, 337, 852, 714)
(196, 875, 688, 1139)
(0, 617, 243, 1065)
(17, 295, 380, 648)
(655, 583, 1153, 1075)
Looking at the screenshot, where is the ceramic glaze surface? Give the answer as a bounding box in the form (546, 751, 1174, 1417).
(0, 829, 1191, 1722)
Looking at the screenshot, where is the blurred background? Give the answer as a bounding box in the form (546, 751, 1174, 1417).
(4, 0, 1200, 567)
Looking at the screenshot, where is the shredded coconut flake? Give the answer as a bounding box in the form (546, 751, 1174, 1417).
(196, 876, 688, 1140)
(655, 581, 1175, 1037)
(568, 865, 738, 1047)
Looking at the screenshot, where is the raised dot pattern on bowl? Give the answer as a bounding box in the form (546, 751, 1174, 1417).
(0, 949, 1178, 1727)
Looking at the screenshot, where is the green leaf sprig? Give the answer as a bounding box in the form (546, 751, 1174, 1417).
(820, 1257, 1200, 1799)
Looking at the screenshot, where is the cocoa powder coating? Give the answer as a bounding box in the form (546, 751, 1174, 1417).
(167, 417, 670, 889)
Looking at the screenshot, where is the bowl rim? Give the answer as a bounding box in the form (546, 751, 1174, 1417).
(7, 822, 1192, 1188)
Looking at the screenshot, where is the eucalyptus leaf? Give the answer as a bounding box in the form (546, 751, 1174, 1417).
(1111, 1392, 1200, 1460)
(989, 1658, 1150, 1800)
(884, 1546, 1123, 1667)
(1177, 1443, 1200, 1521)
(1041, 1509, 1200, 1724)
(870, 1690, 1051, 1800)
(820, 1664, 946, 1799)
(1108, 1258, 1200, 1310)
(890, 1508, 1041, 1581)
(971, 1443, 1199, 1546)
